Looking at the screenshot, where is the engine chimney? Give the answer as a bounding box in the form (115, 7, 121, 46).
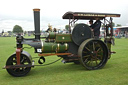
(33, 9, 40, 40)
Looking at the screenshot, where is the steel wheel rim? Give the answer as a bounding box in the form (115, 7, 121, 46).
(79, 39, 108, 70)
(6, 54, 31, 77)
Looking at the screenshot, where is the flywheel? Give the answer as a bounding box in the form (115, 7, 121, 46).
(72, 24, 92, 46)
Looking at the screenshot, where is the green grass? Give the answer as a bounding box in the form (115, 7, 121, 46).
(0, 37, 128, 85)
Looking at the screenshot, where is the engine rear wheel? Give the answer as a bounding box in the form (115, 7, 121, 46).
(6, 54, 31, 77)
(78, 38, 108, 70)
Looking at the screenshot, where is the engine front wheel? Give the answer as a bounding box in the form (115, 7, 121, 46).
(6, 54, 32, 77)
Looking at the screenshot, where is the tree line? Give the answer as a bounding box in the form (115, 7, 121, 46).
(12, 23, 122, 34)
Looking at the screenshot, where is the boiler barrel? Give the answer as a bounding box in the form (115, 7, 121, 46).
(42, 42, 69, 53)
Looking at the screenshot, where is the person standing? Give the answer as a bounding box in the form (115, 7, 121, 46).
(91, 18, 101, 38)
(89, 19, 94, 28)
(46, 24, 52, 32)
(53, 28, 57, 32)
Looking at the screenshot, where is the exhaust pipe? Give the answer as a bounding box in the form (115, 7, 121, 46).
(33, 9, 40, 40)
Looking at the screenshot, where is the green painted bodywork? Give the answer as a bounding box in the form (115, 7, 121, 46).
(55, 34, 72, 43)
(42, 41, 69, 53)
(48, 32, 72, 43)
(48, 32, 56, 39)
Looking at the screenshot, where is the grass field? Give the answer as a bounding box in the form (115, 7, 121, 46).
(0, 37, 128, 85)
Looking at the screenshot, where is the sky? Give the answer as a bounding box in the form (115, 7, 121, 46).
(0, 0, 128, 32)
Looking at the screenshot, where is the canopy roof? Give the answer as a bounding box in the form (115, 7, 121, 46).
(62, 12, 121, 20)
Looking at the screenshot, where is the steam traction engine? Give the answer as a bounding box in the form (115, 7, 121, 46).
(4, 9, 120, 77)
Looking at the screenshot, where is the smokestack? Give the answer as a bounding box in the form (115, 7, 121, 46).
(33, 9, 40, 40)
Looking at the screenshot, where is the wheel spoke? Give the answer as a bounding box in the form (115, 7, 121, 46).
(97, 50, 103, 53)
(87, 61, 91, 66)
(96, 48, 101, 52)
(97, 55, 103, 60)
(93, 42, 95, 51)
(13, 68, 17, 71)
(20, 57, 25, 63)
(85, 47, 91, 52)
(84, 58, 89, 63)
(95, 57, 99, 65)
(12, 60, 17, 63)
(90, 58, 93, 66)
(85, 59, 91, 66)
(15, 68, 20, 72)
(22, 59, 27, 64)
(86, 57, 92, 67)
(22, 67, 25, 71)
(83, 55, 90, 58)
(82, 51, 87, 54)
